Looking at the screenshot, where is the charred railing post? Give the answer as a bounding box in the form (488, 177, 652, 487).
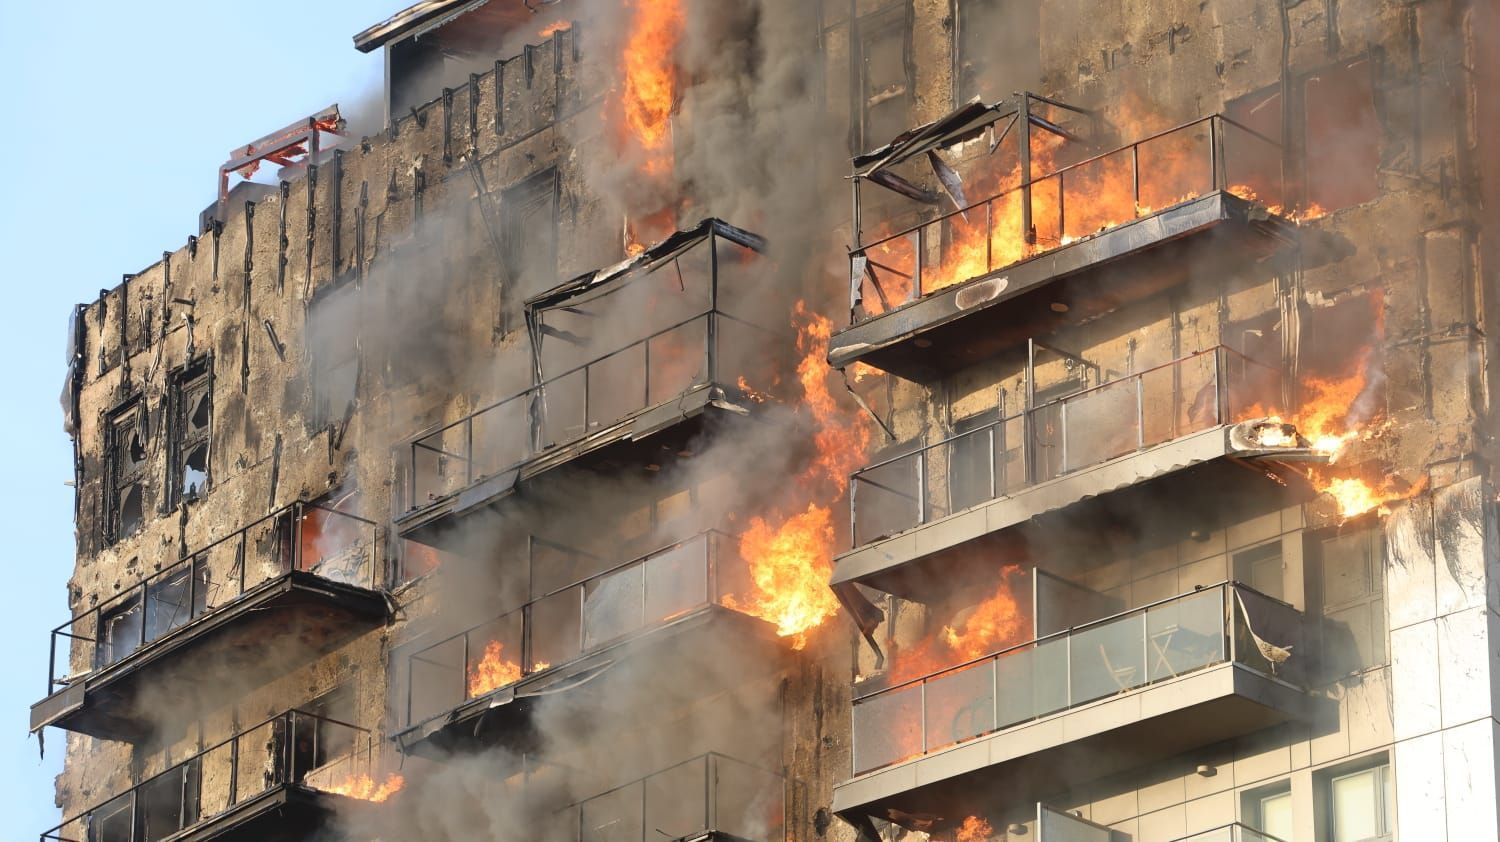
(1019, 94, 1035, 245)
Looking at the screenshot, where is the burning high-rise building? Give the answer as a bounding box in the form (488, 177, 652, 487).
(30, 1, 1500, 841)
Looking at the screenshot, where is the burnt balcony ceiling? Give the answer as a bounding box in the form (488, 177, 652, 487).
(832, 104, 1298, 380)
(40, 710, 386, 842)
(395, 531, 789, 759)
(396, 220, 785, 549)
(32, 504, 389, 742)
(833, 349, 1325, 600)
(832, 584, 1321, 829)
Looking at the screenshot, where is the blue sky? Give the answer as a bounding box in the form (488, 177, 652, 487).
(0, 1, 383, 830)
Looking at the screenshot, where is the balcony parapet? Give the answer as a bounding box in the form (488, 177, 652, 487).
(33, 502, 388, 741)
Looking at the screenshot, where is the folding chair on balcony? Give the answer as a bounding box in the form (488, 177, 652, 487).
(1099, 645, 1138, 693)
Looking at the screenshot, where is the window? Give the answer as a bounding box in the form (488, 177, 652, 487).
(138, 759, 201, 839)
(1330, 763, 1392, 841)
(99, 594, 144, 667)
(168, 359, 212, 505)
(106, 401, 147, 543)
(1226, 57, 1380, 214)
(1257, 787, 1294, 840)
(89, 793, 134, 842)
(1235, 542, 1285, 602)
(308, 284, 359, 428)
(955, 0, 1039, 104)
(1314, 526, 1386, 680)
(857, 5, 912, 152)
(501, 168, 559, 315)
(292, 686, 356, 779)
(949, 408, 1000, 514)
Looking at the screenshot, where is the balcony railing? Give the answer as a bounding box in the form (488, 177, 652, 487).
(403, 315, 784, 514)
(552, 753, 786, 842)
(406, 530, 753, 726)
(850, 345, 1280, 547)
(1172, 824, 1290, 842)
(45, 501, 381, 697)
(41, 709, 389, 841)
(850, 114, 1283, 321)
(849, 582, 1303, 775)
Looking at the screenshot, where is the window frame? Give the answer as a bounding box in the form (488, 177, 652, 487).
(167, 357, 213, 507)
(104, 398, 148, 545)
(854, 2, 914, 154)
(1326, 760, 1393, 842)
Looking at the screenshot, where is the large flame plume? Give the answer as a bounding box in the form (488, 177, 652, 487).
(955, 816, 996, 842)
(726, 303, 874, 649)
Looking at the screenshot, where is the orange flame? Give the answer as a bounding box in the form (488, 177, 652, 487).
(890, 566, 1028, 682)
(955, 816, 995, 842)
(539, 20, 572, 38)
(727, 303, 875, 649)
(467, 639, 523, 696)
(323, 773, 405, 803)
(620, 0, 683, 174)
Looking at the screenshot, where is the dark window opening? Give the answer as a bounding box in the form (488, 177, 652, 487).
(1227, 56, 1380, 213)
(1304, 57, 1380, 211)
(292, 686, 356, 781)
(144, 562, 210, 645)
(858, 5, 913, 152)
(99, 594, 143, 667)
(106, 402, 147, 544)
(89, 794, 134, 842)
(501, 167, 560, 327)
(955, 0, 1039, 104)
(138, 759, 201, 842)
(168, 360, 212, 506)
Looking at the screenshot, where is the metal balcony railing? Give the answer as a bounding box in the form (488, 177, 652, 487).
(552, 753, 787, 842)
(849, 345, 1281, 547)
(41, 710, 388, 841)
(1172, 824, 1291, 842)
(850, 114, 1284, 321)
(402, 231, 783, 514)
(849, 582, 1303, 775)
(45, 501, 381, 698)
(405, 531, 753, 727)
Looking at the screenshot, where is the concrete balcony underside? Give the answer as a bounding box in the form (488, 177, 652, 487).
(394, 607, 783, 759)
(830, 193, 1297, 379)
(833, 426, 1316, 601)
(397, 383, 745, 548)
(831, 663, 1316, 823)
(31, 573, 389, 742)
(171, 784, 352, 842)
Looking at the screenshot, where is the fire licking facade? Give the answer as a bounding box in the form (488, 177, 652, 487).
(30, 1, 1500, 841)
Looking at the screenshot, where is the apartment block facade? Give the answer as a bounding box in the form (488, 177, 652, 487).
(33, 1, 1500, 842)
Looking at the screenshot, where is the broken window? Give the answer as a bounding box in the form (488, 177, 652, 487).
(292, 686, 356, 779)
(99, 593, 144, 667)
(501, 167, 560, 321)
(858, 5, 913, 152)
(308, 283, 359, 428)
(1312, 525, 1386, 682)
(88, 793, 134, 842)
(138, 759, 201, 841)
(168, 358, 212, 506)
(1227, 56, 1380, 213)
(954, 0, 1039, 104)
(106, 401, 147, 544)
(1304, 57, 1380, 211)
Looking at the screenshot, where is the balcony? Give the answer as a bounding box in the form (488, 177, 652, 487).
(33, 502, 388, 742)
(395, 531, 783, 757)
(40, 710, 395, 842)
(831, 104, 1297, 379)
(396, 219, 786, 547)
(832, 584, 1313, 823)
(552, 753, 788, 842)
(834, 347, 1322, 597)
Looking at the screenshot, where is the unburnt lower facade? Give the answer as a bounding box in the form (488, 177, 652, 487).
(33, 1, 1500, 842)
